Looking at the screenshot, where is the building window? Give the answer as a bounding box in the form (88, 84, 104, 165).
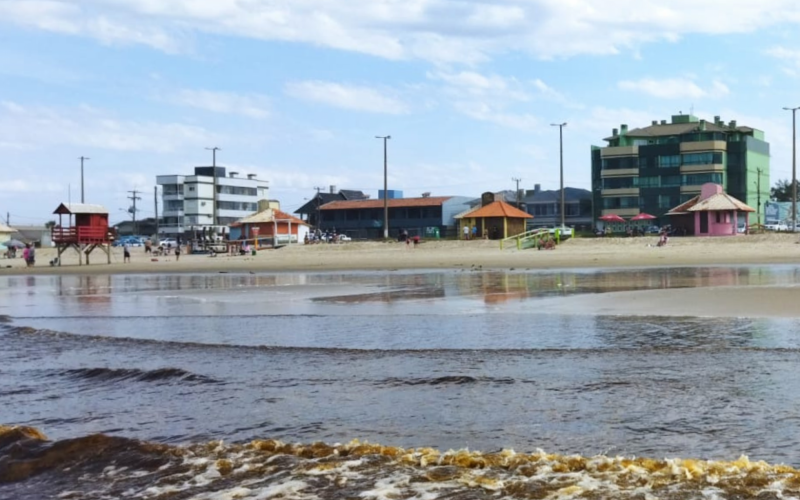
(682, 152, 723, 165)
(163, 184, 183, 195)
(217, 186, 258, 196)
(603, 197, 639, 209)
(602, 177, 638, 189)
(658, 155, 681, 168)
(217, 201, 258, 211)
(682, 173, 723, 185)
(638, 176, 660, 188)
(661, 175, 681, 187)
(601, 157, 639, 170)
(658, 195, 679, 209)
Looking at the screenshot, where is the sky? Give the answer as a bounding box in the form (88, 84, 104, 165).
(3, 0, 800, 226)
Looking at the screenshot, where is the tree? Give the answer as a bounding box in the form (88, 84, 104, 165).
(44, 220, 56, 229)
(770, 179, 800, 202)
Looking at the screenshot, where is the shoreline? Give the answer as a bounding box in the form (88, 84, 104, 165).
(1, 233, 800, 276)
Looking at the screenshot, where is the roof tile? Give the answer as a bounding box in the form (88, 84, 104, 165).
(321, 196, 453, 210)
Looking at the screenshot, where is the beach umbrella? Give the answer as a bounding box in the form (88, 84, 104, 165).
(598, 214, 625, 223)
(630, 213, 656, 221)
(2, 239, 25, 248)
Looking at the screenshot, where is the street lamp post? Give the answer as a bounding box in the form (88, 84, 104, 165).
(79, 156, 90, 203)
(375, 135, 391, 239)
(206, 147, 221, 227)
(783, 107, 799, 231)
(551, 123, 567, 228)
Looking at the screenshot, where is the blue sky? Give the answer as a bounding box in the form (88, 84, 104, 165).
(3, 0, 800, 226)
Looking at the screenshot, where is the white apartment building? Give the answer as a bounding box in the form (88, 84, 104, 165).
(156, 167, 269, 236)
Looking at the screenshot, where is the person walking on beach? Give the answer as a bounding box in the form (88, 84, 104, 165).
(174, 243, 181, 261)
(472, 225, 477, 240)
(463, 225, 470, 240)
(28, 244, 35, 266)
(22, 244, 30, 267)
(123, 242, 131, 263)
(144, 239, 152, 254)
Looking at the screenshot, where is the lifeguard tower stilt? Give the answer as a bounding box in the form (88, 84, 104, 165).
(51, 203, 112, 266)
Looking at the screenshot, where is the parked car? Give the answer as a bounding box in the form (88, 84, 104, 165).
(337, 234, 352, 242)
(113, 236, 143, 247)
(159, 238, 178, 248)
(547, 227, 573, 237)
(765, 223, 789, 231)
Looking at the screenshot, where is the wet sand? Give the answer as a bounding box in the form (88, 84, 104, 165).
(2, 233, 799, 276)
(533, 285, 800, 318)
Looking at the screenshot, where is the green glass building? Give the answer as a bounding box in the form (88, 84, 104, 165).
(590, 114, 770, 226)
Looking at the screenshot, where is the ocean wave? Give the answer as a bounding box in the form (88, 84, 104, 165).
(58, 367, 222, 385)
(2, 425, 800, 500)
(380, 375, 517, 386)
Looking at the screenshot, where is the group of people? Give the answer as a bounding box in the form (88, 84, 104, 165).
(21, 243, 35, 267)
(305, 229, 342, 244)
(3, 243, 35, 266)
(123, 238, 182, 263)
(463, 225, 495, 240)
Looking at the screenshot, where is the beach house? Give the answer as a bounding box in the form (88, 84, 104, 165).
(666, 183, 755, 236)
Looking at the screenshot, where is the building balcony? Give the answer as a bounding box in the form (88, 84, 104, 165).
(601, 187, 640, 197)
(163, 209, 185, 217)
(680, 185, 704, 194)
(600, 145, 639, 158)
(602, 208, 639, 217)
(679, 163, 725, 174)
(601, 168, 639, 178)
(680, 140, 727, 153)
(163, 194, 184, 201)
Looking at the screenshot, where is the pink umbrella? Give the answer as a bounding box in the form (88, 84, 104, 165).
(598, 214, 625, 223)
(630, 213, 656, 221)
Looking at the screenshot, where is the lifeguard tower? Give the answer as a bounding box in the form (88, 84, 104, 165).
(51, 203, 112, 266)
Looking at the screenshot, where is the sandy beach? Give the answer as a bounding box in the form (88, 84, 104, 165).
(2, 232, 800, 276)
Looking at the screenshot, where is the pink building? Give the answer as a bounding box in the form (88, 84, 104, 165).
(666, 183, 755, 236)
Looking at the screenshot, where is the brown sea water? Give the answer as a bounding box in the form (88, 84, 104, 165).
(3, 266, 800, 499)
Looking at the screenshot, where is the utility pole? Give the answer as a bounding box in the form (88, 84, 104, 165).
(128, 189, 141, 235)
(375, 135, 391, 239)
(313, 186, 324, 229)
(512, 177, 522, 206)
(5, 212, 9, 226)
(79, 156, 90, 203)
(154, 186, 159, 238)
(783, 107, 799, 231)
(206, 147, 221, 226)
(756, 168, 762, 226)
(551, 122, 567, 228)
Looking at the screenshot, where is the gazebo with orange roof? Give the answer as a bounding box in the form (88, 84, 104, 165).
(456, 192, 533, 240)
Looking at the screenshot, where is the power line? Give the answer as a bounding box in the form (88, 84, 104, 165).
(128, 189, 142, 234)
(512, 177, 522, 205)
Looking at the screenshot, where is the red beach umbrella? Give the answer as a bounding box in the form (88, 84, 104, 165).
(598, 214, 626, 223)
(630, 213, 656, 221)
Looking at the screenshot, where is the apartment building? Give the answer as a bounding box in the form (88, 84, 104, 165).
(591, 114, 770, 226)
(156, 167, 269, 236)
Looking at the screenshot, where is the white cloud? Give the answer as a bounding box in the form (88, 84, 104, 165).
(4, 1, 800, 62)
(429, 70, 528, 100)
(284, 81, 409, 114)
(0, 101, 217, 152)
(454, 101, 539, 130)
(766, 46, 800, 76)
(170, 89, 270, 118)
(618, 78, 730, 99)
(0, 179, 63, 194)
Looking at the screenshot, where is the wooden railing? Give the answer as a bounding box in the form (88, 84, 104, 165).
(52, 226, 110, 244)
